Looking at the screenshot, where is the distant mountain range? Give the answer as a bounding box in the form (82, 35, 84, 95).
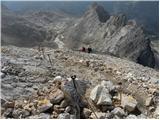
(2, 1, 159, 35)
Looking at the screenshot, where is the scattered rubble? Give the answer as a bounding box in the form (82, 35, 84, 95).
(1, 46, 159, 119)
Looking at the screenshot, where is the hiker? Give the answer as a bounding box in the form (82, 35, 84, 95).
(87, 47, 92, 53)
(81, 47, 86, 52)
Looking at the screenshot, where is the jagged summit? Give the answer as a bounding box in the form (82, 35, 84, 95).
(85, 2, 110, 23)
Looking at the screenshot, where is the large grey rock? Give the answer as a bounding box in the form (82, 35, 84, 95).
(97, 87, 112, 105)
(90, 85, 112, 105)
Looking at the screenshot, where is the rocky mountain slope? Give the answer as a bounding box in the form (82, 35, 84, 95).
(1, 3, 158, 69)
(63, 3, 157, 69)
(1, 5, 47, 47)
(1, 45, 159, 119)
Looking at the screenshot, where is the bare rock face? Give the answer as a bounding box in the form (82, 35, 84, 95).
(63, 3, 157, 69)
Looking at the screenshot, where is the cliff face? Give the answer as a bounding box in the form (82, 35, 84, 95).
(63, 3, 157, 69)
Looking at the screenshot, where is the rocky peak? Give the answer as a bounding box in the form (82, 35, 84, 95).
(85, 2, 110, 23)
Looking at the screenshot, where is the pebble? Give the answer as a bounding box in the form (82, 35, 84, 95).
(1, 72, 6, 78)
(83, 108, 92, 118)
(137, 114, 147, 119)
(2, 108, 13, 118)
(145, 97, 153, 106)
(60, 100, 68, 108)
(58, 113, 70, 119)
(65, 106, 71, 113)
(28, 113, 50, 119)
(111, 107, 126, 117)
(90, 112, 106, 119)
(126, 114, 137, 119)
(52, 111, 58, 118)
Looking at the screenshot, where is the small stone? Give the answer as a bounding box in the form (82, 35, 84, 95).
(54, 105, 65, 113)
(23, 103, 34, 112)
(70, 114, 76, 119)
(1, 98, 7, 107)
(83, 108, 92, 118)
(52, 111, 58, 118)
(33, 85, 39, 90)
(54, 76, 62, 82)
(60, 100, 68, 108)
(21, 109, 30, 118)
(12, 108, 22, 118)
(111, 107, 125, 117)
(145, 97, 153, 106)
(102, 105, 114, 112)
(38, 100, 53, 113)
(4, 101, 15, 108)
(149, 106, 155, 112)
(90, 112, 106, 119)
(58, 113, 70, 119)
(3, 108, 13, 118)
(1, 72, 5, 78)
(121, 94, 137, 112)
(114, 115, 120, 119)
(65, 106, 71, 113)
(153, 107, 159, 119)
(49, 89, 64, 104)
(105, 112, 114, 119)
(126, 114, 137, 119)
(28, 113, 50, 119)
(137, 114, 147, 119)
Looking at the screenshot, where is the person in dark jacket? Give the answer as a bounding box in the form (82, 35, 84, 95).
(87, 47, 92, 53)
(81, 47, 86, 52)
